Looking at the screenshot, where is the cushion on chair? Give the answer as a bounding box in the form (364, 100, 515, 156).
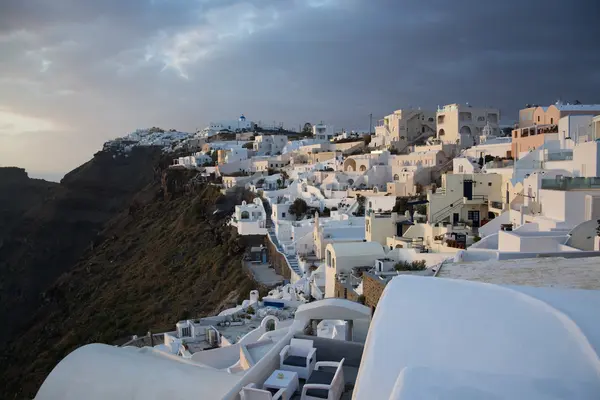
(305, 370, 335, 399)
(283, 355, 307, 367)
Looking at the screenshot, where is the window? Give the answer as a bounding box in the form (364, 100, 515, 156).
(550, 118, 554, 124)
(488, 182, 492, 186)
(282, 212, 286, 218)
(537, 116, 540, 122)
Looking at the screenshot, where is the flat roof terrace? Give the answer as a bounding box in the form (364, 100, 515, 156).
(438, 257, 600, 290)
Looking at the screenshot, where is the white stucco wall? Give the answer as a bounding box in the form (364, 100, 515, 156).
(573, 141, 600, 177)
(497, 231, 566, 253)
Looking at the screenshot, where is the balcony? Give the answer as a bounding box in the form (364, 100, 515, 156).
(545, 150, 573, 162)
(459, 112, 472, 122)
(541, 177, 600, 191)
(464, 194, 488, 205)
(485, 159, 514, 169)
(489, 200, 504, 211)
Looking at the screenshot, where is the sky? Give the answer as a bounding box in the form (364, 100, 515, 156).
(1, 0, 599, 181)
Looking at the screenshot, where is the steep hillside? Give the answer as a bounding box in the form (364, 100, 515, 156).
(0, 148, 164, 348)
(0, 169, 261, 399)
(0, 167, 58, 241)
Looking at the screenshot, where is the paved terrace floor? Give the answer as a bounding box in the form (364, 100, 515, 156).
(246, 261, 284, 286)
(438, 256, 600, 290)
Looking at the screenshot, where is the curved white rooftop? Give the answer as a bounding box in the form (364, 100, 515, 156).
(295, 298, 371, 322)
(354, 275, 600, 399)
(325, 241, 385, 258)
(35, 344, 241, 400)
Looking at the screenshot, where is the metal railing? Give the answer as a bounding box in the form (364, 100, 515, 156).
(545, 151, 573, 161)
(541, 177, 600, 191)
(431, 198, 464, 223)
(489, 200, 503, 210)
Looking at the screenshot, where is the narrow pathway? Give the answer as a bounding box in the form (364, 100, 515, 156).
(262, 199, 302, 277)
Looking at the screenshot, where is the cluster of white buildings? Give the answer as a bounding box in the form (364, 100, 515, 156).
(216, 101, 600, 308)
(46, 103, 600, 399)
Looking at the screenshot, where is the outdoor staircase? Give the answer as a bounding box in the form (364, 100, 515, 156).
(430, 198, 464, 224)
(262, 199, 302, 278)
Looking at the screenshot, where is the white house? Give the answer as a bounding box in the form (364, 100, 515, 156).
(253, 135, 288, 156)
(199, 114, 253, 137)
(312, 123, 335, 142)
(324, 241, 385, 297)
(231, 198, 267, 235)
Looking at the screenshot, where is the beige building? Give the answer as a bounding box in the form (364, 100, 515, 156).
(436, 104, 500, 148)
(373, 109, 436, 150)
(308, 151, 339, 164)
(427, 172, 504, 226)
(324, 242, 385, 298)
(365, 211, 410, 246)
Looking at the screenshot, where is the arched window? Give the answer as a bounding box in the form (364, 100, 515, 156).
(241, 211, 250, 219)
(359, 165, 367, 172)
(394, 174, 399, 181)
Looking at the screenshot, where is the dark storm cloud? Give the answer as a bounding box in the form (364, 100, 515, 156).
(0, 0, 599, 177)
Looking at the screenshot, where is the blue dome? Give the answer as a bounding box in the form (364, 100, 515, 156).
(239, 114, 246, 121)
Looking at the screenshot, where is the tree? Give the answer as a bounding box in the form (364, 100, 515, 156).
(353, 194, 366, 216)
(394, 260, 426, 271)
(393, 197, 409, 213)
(289, 198, 308, 220)
(302, 122, 312, 133)
(415, 204, 427, 215)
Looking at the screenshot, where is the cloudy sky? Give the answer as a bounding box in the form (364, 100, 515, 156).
(1, 0, 599, 180)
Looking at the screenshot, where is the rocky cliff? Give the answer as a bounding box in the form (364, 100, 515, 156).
(0, 151, 259, 399)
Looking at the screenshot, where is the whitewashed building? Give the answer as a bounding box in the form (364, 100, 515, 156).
(231, 199, 267, 235)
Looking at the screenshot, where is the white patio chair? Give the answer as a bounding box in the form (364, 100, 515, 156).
(239, 383, 286, 400)
(279, 338, 317, 380)
(300, 358, 345, 400)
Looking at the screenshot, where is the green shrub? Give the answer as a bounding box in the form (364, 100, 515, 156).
(394, 259, 427, 271)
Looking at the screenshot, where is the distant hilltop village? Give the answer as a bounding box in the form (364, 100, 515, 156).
(37, 101, 600, 399)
